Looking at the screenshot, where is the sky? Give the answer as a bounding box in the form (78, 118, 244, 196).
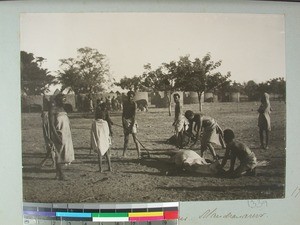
(20, 13, 285, 93)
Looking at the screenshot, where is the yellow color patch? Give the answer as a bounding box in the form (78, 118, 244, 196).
(128, 212, 163, 217)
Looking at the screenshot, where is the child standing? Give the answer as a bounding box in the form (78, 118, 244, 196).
(220, 129, 257, 178)
(91, 109, 112, 172)
(258, 93, 272, 149)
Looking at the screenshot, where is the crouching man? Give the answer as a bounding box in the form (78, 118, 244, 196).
(220, 129, 257, 178)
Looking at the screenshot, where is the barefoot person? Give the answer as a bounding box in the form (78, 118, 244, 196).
(220, 129, 257, 178)
(39, 97, 56, 168)
(90, 102, 114, 154)
(49, 93, 75, 180)
(258, 92, 272, 149)
(184, 110, 225, 160)
(91, 109, 112, 172)
(172, 93, 188, 149)
(122, 91, 141, 158)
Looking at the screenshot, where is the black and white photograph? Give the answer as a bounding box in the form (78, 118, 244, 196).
(20, 13, 286, 203)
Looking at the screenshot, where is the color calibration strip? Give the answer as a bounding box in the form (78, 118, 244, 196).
(23, 202, 179, 224)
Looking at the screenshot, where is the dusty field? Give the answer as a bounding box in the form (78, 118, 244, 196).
(22, 102, 285, 203)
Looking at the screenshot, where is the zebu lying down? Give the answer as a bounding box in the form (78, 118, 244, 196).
(171, 150, 223, 175)
(142, 149, 223, 175)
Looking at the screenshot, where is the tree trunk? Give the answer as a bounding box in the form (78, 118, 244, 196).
(198, 92, 203, 112)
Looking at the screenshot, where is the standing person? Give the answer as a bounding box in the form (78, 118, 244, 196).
(184, 110, 225, 160)
(106, 96, 112, 111)
(49, 93, 75, 180)
(220, 129, 257, 178)
(122, 91, 141, 158)
(91, 109, 112, 172)
(88, 94, 94, 113)
(39, 97, 56, 168)
(258, 92, 272, 149)
(99, 103, 114, 136)
(96, 99, 101, 110)
(111, 96, 117, 111)
(172, 93, 186, 149)
(90, 102, 114, 154)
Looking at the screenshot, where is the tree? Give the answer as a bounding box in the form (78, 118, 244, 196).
(180, 53, 231, 111)
(244, 80, 260, 101)
(267, 77, 286, 101)
(56, 47, 111, 95)
(21, 51, 55, 95)
(115, 75, 145, 92)
(141, 62, 179, 116)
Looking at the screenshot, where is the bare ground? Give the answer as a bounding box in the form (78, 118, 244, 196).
(22, 102, 285, 203)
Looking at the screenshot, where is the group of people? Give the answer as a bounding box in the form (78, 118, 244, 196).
(172, 92, 272, 178)
(90, 95, 122, 113)
(40, 89, 272, 180)
(40, 90, 142, 180)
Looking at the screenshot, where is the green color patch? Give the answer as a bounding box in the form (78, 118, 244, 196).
(92, 212, 128, 218)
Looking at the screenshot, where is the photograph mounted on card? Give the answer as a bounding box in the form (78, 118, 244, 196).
(20, 12, 285, 203)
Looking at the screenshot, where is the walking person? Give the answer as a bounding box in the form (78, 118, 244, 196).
(122, 91, 141, 158)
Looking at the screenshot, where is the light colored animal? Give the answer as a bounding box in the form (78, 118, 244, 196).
(171, 150, 221, 175)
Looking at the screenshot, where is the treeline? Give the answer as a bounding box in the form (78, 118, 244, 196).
(21, 47, 285, 113)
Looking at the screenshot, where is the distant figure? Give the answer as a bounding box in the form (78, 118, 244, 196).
(100, 97, 104, 104)
(220, 129, 257, 178)
(91, 109, 112, 172)
(106, 96, 112, 111)
(111, 96, 117, 111)
(184, 110, 225, 160)
(96, 99, 101, 109)
(88, 94, 94, 113)
(122, 91, 141, 158)
(116, 94, 122, 110)
(39, 97, 56, 168)
(258, 93, 272, 149)
(49, 93, 75, 180)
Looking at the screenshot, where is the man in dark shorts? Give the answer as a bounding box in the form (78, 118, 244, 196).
(122, 91, 141, 158)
